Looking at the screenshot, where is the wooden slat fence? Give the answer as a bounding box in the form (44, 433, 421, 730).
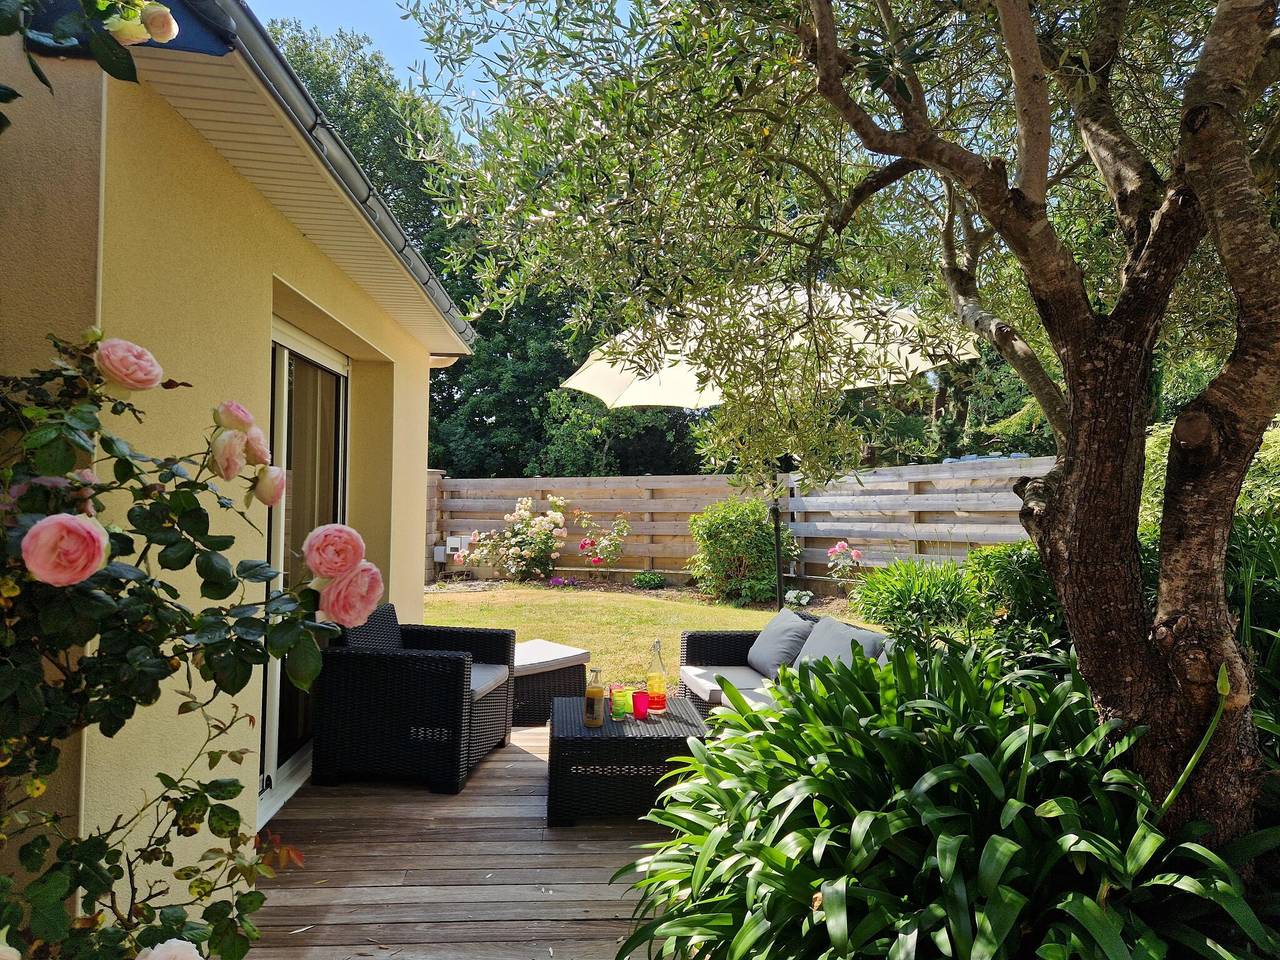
(426, 457, 1054, 585)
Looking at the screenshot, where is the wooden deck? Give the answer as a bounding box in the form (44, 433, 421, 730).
(253, 726, 661, 960)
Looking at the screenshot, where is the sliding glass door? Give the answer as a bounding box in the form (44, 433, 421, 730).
(258, 323, 348, 825)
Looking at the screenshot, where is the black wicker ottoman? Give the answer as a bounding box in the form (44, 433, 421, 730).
(513, 640, 590, 725)
(547, 696, 707, 827)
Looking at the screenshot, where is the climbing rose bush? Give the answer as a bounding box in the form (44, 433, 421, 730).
(0, 334, 381, 958)
(460, 496, 567, 579)
(574, 509, 630, 571)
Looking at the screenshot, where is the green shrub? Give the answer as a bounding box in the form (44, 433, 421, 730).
(621, 645, 1279, 959)
(854, 558, 982, 637)
(965, 535, 1161, 644)
(632, 570, 667, 590)
(687, 498, 797, 605)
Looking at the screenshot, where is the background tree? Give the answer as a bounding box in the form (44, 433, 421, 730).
(412, 0, 1280, 841)
(270, 20, 701, 478)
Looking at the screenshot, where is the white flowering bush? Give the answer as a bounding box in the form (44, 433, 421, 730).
(460, 496, 568, 580)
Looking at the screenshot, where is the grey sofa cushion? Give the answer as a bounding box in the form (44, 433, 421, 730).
(795, 617, 887, 666)
(679, 665, 768, 705)
(471, 663, 510, 700)
(746, 609, 816, 678)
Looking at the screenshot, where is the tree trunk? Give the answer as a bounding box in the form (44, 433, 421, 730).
(1020, 317, 1260, 841)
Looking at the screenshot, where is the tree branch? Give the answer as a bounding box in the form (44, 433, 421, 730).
(1056, 0, 1167, 248)
(940, 185, 1069, 446)
(802, 0, 1094, 350)
(994, 0, 1051, 203)
(829, 158, 924, 235)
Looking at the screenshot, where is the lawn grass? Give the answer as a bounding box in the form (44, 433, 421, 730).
(422, 584, 776, 688)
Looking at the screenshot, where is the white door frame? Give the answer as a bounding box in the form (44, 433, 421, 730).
(257, 319, 350, 828)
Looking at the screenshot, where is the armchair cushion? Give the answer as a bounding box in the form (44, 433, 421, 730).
(746, 609, 815, 678)
(795, 617, 887, 666)
(471, 663, 510, 700)
(678, 665, 768, 705)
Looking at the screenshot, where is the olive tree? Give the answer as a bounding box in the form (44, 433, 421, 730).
(411, 0, 1280, 842)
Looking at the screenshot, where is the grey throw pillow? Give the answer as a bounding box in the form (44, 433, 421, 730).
(795, 617, 886, 667)
(746, 609, 816, 678)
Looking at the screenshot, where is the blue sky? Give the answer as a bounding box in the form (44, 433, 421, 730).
(249, 0, 427, 82)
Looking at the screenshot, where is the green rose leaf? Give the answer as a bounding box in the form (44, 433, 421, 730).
(207, 803, 241, 839)
(236, 559, 279, 583)
(88, 30, 138, 83)
(203, 778, 244, 801)
(285, 636, 323, 692)
(266, 619, 304, 658)
(158, 539, 198, 571)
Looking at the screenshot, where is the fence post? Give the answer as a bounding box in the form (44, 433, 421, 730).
(642, 484, 655, 573)
(425, 469, 446, 583)
(908, 477, 925, 560)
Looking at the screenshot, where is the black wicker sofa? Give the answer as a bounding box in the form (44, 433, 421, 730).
(676, 610, 886, 717)
(311, 603, 515, 793)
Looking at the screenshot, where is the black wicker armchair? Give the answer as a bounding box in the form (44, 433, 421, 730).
(311, 603, 515, 793)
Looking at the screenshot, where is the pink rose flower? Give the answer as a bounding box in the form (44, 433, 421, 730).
(320, 560, 384, 628)
(95, 338, 163, 391)
(140, 2, 180, 43)
(136, 939, 201, 960)
(850, 548, 863, 561)
(208, 430, 247, 481)
(213, 401, 254, 432)
(21, 514, 110, 587)
(591, 556, 604, 566)
(302, 523, 365, 578)
(253, 465, 285, 508)
(74, 468, 99, 516)
(244, 426, 271, 465)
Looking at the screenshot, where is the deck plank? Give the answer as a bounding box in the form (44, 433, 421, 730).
(255, 727, 654, 958)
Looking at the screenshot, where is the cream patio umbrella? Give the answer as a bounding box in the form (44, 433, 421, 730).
(563, 285, 974, 409)
(562, 285, 977, 608)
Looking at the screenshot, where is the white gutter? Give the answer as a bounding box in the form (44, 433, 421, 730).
(199, 0, 475, 354)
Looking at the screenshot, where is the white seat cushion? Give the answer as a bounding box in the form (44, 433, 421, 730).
(471, 663, 510, 700)
(679, 665, 768, 705)
(513, 639, 591, 677)
(737, 686, 776, 710)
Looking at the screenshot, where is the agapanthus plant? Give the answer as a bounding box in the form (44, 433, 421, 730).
(0, 334, 382, 958)
(459, 496, 568, 580)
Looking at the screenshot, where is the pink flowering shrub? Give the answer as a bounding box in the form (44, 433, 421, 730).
(1, 334, 381, 957)
(826, 539, 864, 591)
(574, 508, 631, 573)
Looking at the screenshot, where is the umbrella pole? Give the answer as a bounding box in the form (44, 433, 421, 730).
(771, 477, 786, 611)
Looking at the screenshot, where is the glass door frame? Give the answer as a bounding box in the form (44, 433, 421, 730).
(257, 318, 350, 828)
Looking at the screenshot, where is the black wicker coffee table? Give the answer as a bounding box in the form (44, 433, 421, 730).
(547, 696, 707, 827)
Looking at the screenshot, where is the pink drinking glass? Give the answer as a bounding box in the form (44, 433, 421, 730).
(633, 691, 650, 720)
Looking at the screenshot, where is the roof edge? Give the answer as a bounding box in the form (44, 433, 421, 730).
(216, 1, 474, 352)
(27, 0, 474, 354)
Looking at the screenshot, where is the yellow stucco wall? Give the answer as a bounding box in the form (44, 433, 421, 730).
(73, 71, 434, 840)
(0, 45, 104, 873)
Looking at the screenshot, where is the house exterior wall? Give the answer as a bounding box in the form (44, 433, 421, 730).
(0, 45, 105, 875)
(71, 72, 435, 839)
